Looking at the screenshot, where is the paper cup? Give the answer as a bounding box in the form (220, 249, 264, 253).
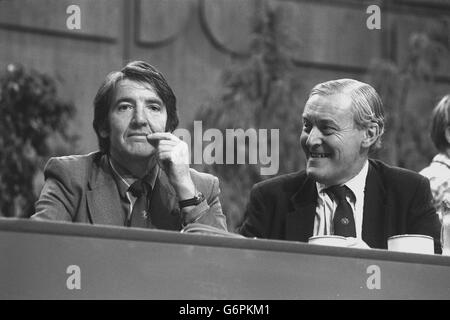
(308, 235, 347, 247)
(387, 234, 434, 254)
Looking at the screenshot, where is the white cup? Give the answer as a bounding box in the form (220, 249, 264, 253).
(308, 235, 347, 247)
(387, 234, 434, 254)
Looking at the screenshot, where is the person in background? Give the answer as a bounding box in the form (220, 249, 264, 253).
(420, 94, 450, 220)
(238, 79, 441, 253)
(32, 61, 227, 232)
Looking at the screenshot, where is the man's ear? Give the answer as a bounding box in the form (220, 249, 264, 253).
(99, 124, 109, 138)
(361, 123, 379, 148)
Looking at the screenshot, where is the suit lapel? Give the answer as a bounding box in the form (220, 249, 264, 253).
(148, 169, 181, 230)
(85, 156, 181, 229)
(284, 161, 389, 247)
(86, 157, 125, 226)
(286, 176, 317, 242)
(362, 160, 387, 248)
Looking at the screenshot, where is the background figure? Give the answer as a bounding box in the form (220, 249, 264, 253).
(420, 95, 450, 220)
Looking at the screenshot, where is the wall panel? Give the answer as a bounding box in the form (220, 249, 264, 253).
(0, 0, 121, 41)
(0, 0, 124, 153)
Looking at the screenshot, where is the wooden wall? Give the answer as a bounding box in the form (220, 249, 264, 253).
(0, 0, 449, 153)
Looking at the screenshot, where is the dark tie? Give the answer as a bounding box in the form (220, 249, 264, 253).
(128, 179, 152, 228)
(325, 185, 356, 237)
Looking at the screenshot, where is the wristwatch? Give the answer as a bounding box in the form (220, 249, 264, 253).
(178, 192, 205, 208)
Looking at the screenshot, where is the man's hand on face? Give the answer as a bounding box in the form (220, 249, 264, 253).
(147, 132, 196, 200)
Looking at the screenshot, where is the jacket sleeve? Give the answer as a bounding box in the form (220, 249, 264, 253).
(182, 173, 228, 231)
(31, 158, 77, 222)
(237, 184, 269, 238)
(408, 176, 442, 254)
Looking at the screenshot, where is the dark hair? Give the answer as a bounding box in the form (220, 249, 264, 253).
(430, 94, 450, 152)
(93, 61, 179, 154)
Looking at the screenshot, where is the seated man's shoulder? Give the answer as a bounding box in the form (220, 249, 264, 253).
(44, 151, 102, 182)
(253, 171, 306, 194)
(370, 159, 428, 186)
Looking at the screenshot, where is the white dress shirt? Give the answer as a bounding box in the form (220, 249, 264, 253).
(313, 160, 369, 239)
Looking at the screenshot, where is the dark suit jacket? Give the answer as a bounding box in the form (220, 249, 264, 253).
(32, 152, 227, 231)
(238, 159, 441, 253)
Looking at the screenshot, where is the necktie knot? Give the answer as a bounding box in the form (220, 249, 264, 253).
(325, 185, 351, 202)
(128, 178, 151, 198)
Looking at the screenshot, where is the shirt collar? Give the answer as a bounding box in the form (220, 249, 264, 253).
(344, 160, 369, 200)
(433, 153, 450, 167)
(108, 156, 159, 199)
(316, 160, 369, 198)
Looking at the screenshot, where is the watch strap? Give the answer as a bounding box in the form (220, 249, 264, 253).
(178, 192, 205, 208)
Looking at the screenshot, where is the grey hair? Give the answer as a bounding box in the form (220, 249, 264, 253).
(309, 78, 385, 152)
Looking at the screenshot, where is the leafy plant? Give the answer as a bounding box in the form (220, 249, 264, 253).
(0, 63, 78, 217)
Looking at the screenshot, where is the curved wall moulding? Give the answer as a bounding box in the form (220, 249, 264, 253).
(135, 0, 195, 47)
(199, 0, 256, 58)
(197, 0, 383, 69)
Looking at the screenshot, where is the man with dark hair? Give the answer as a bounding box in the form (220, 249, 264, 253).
(420, 94, 450, 216)
(33, 61, 227, 231)
(239, 79, 441, 253)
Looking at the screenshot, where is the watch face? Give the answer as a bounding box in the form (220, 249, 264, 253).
(192, 193, 203, 204)
(197, 192, 205, 202)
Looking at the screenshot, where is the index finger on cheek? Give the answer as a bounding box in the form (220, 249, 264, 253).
(146, 133, 165, 146)
(147, 132, 174, 141)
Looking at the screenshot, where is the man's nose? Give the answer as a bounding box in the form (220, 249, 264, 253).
(305, 127, 322, 147)
(132, 105, 147, 126)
